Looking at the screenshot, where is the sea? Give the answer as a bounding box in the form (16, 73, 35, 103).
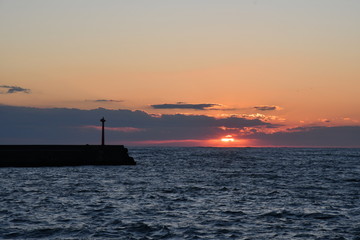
(0, 147, 359, 240)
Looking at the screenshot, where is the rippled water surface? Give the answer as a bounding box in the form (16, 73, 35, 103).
(1, 147, 360, 239)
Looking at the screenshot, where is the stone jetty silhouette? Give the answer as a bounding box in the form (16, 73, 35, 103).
(0, 118, 136, 167)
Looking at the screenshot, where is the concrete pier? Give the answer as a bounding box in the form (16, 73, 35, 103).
(0, 145, 136, 167)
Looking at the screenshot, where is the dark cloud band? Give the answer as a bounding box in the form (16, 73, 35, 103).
(0, 105, 358, 147)
(0, 105, 269, 144)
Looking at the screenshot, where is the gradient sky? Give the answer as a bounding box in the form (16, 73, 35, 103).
(1, 0, 359, 146)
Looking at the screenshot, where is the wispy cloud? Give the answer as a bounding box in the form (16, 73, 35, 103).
(319, 118, 331, 123)
(83, 126, 144, 132)
(237, 113, 286, 123)
(87, 99, 124, 103)
(254, 105, 281, 111)
(343, 117, 359, 123)
(0, 85, 31, 94)
(151, 102, 221, 110)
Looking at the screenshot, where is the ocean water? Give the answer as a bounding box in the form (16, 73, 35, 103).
(0, 147, 359, 240)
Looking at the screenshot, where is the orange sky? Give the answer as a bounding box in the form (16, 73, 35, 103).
(1, 1, 359, 146)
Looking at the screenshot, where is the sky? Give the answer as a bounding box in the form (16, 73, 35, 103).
(0, 0, 359, 147)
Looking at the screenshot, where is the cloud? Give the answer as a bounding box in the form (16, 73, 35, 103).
(0, 85, 31, 94)
(250, 126, 360, 147)
(254, 105, 281, 111)
(0, 105, 358, 147)
(319, 118, 331, 123)
(343, 117, 359, 123)
(151, 102, 221, 110)
(238, 113, 286, 123)
(88, 99, 124, 103)
(83, 126, 144, 133)
(0, 105, 270, 144)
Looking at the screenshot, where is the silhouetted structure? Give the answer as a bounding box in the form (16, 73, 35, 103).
(0, 118, 136, 167)
(101, 117, 106, 146)
(0, 145, 135, 167)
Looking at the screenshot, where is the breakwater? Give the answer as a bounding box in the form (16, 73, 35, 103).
(0, 145, 136, 167)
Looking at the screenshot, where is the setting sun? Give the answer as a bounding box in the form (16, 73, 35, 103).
(221, 135, 235, 142)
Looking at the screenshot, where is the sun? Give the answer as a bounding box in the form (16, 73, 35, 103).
(207, 134, 250, 147)
(221, 135, 235, 142)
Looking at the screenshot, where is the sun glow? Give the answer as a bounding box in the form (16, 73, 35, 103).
(122, 136, 253, 147)
(221, 135, 235, 142)
(206, 134, 251, 147)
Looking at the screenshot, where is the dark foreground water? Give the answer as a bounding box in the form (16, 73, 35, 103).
(0, 148, 359, 240)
